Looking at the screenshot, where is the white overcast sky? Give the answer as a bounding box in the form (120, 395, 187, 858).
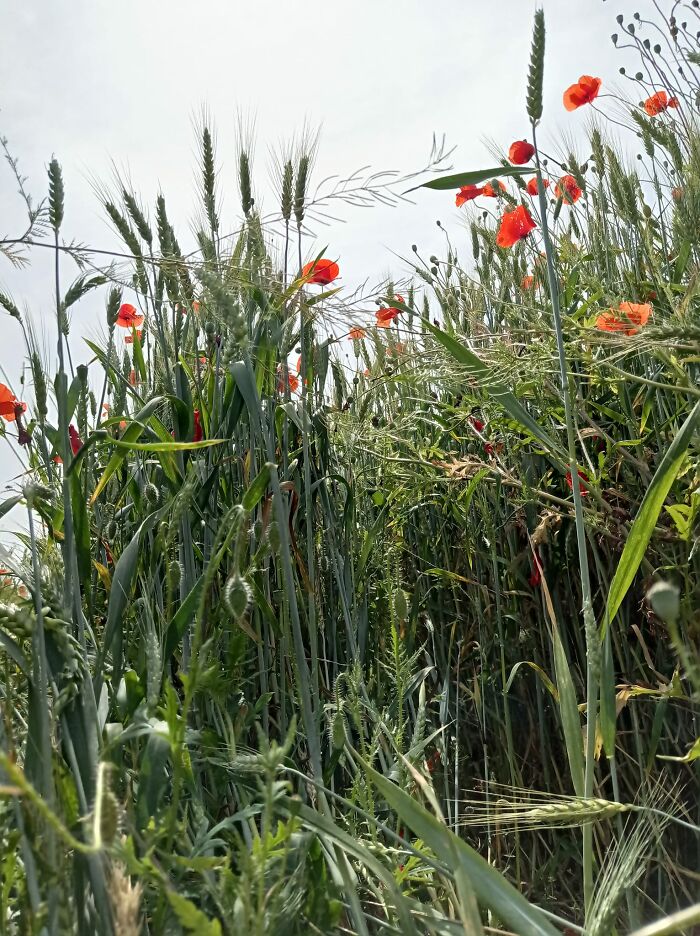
(0, 0, 658, 529)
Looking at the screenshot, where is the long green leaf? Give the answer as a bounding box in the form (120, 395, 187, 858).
(604, 400, 700, 634)
(405, 165, 528, 193)
(362, 760, 559, 935)
(421, 317, 565, 460)
(90, 396, 167, 504)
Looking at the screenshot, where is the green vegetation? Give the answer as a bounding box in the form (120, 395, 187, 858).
(0, 4, 698, 934)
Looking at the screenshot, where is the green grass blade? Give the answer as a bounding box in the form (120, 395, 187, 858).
(405, 165, 528, 193)
(362, 759, 560, 935)
(604, 400, 700, 634)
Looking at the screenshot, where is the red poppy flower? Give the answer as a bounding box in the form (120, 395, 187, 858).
(484, 442, 495, 456)
(376, 307, 400, 328)
(669, 96, 679, 108)
(482, 181, 506, 197)
(192, 300, 201, 313)
(193, 409, 203, 442)
(555, 175, 582, 204)
(521, 275, 535, 290)
(0, 383, 26, 423)
(349, 326, 366, 340)
(563, 75, 601, 111)
(643, 91, 672, 116)
(508, 140, 535, 165)
(456, 184, 483, 206)
(68, 424, 83, 455)
(526, 177, 549, 196)
(595, 301, 651, 336)
(124, 329, 143, 345)
(116, 303, 144, 329)
(469, 416, 485, 432)
(301, 258, 340, 285)
(363, 368, 370, 377)
(277, 366, 299, 394)
(496, 205, 537, 248)
(129, 369, 138, 386)
(566, 469, 589, 495)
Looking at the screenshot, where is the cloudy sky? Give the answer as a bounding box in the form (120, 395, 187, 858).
(0, 0, 653, 532)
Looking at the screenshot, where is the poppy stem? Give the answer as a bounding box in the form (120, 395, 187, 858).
(532, 121, 598, 921)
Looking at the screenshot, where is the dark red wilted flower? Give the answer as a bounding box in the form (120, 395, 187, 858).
(0, 383, 26, 423)
(526, 177, 549, 196)
(555, 175, 582, 204)
(508, 140, 535, 165)
(482, 181, 506, 197)
(68, 424, 83, 456)
(193, 409, 203, 443)
(496, 205, 537, 248)
(529, 549, 542, 587)
(456, 184, 483, 206)
(563, 75, 601, 111)
(302, 258, 339, 285)
(426, 750, 441, 773)
(116, 303, 144, 328)
(469, 416, 485, 432)
(484, 442, 495, 456)
(566, 469, 589, 496)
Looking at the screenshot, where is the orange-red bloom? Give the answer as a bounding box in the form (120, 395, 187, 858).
(496, 205, 537, 248)
(277, 366, 299, 394)
(455, 184, 483, 206)
(508, 140, 535, 165)
(643, 90, 676, 116)
(526, 177, 549, 196)
(349, 327, 366, 340)
(595, 301, 652, 336)
(0, 383, 26, 422)
(521, 275, 535, 290)
(124, 329, 143, 344)
(129, 368, 137, 386)
(563, 75, 601, 111)
(117, 303, 144, 328)
(555, 175, 582, 204)
(482, 181, 506, 197)
(302, 258, 340, 285)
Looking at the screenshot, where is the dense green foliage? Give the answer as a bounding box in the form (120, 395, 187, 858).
(0, 4, 698, 934)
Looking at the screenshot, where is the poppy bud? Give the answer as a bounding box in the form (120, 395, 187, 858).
(267, 520, 281, 554)
(654, 43, 661, 52)
(411, 244, 418, 252)
(168, 559, 182, 593)
(619, 67, 626, 74)
(224, 572, 252, 621)
(331, 708, 347, 751)
(616, 14, 623, 23)
(429, 255, 439, 264)
(611, 33, 618, 44)
(394, 589, 409, 621)
(646, 581, 680, 623)
(144, 482, 160, 506)
(430, 266, 438, 276)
